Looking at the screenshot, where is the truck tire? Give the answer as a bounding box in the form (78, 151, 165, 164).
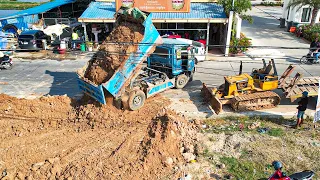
(175, 74, 189, 89)
(128, 90, 146, 111)
(195, 58, 198, 64)
(189, 67, 195, 82)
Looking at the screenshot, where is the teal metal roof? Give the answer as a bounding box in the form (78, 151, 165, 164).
(79, 2, 226, 21)
(0, 0, 76, 20)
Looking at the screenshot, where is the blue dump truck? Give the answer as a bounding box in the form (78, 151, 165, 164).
(77, 7, 195, 111)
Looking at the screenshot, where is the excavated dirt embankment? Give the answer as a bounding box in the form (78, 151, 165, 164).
(0, 94, 199, 179)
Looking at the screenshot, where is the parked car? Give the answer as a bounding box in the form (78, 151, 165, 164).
(172, 37, 206, 64)
(191, 40, 206, 64)
(18, 30, 51, 50)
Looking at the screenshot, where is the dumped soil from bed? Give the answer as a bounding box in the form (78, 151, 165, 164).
(0, 94, 199, 179)
(84, 22, 145, 85)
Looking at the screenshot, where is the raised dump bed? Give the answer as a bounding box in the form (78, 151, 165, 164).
(77, 7, 162, 105)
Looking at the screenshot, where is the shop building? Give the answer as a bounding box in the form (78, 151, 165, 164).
(78, 0, 229, 54)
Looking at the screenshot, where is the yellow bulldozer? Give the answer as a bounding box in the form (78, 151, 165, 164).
(202, 59, 296, 114)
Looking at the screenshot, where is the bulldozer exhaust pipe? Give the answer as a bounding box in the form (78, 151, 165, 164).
(239, 61, 243, 75)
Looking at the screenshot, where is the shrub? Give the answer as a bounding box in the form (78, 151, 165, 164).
(230, 33, 252, 54)
(299, 24, 320, 42)
(260, 1, 282, 6)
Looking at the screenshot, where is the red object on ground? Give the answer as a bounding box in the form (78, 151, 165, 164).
(289, 27, 296, 33)
(58, 48, 66, 54)
(198, 39, 206, 47)
(168, 35, 181, 38)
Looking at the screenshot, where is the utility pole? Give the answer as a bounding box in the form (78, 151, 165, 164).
(225, 0, 235, 56)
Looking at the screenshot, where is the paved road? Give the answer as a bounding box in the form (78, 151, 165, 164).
(0, 59, 88, 99)
(242, 6, 310, 61)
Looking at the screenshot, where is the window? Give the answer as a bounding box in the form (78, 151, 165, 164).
(177, 23, 184, 29)
(301, 8, 312, 22)
(153, 47, 169, 58)
(18, 35, 34, 40)
(168, 23, 176, 29)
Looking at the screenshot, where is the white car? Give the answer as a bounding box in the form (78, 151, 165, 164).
(175, 38, 206, 64)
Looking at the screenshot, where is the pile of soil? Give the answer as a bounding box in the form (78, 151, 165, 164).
(84, 21, 145, 84)
(0, 94, 200, 179)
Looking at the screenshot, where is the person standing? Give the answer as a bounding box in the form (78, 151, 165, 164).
(296, 91, 309, 128)
(72, 30, 79, 50)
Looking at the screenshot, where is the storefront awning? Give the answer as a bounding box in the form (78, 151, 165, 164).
(0, 0, 76, 20)
(78, 2, 227, 23)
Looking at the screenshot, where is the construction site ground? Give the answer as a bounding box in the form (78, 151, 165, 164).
(1, 57, 320, 179)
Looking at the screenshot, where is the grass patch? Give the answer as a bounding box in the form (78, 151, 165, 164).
(267, 128, 284, 137)
(0, 1, 43, 10)
(220, 156, 268, 179)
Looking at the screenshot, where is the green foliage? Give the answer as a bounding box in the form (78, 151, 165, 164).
(0, 1, 42, 10)
(220, 156, 267, 179)
(287, 0, 320, 10)
(260, 1, 283, 6)
(222, 115, 250, 122)
(299, 24, 320, 41)
(267, 128, 284, 137)
(218, 0, 253, 23)
(229, 32, 252, 54)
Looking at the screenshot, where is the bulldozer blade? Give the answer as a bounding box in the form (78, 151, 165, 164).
(202, 83, 223, 114)
(210, 96, 223, 115)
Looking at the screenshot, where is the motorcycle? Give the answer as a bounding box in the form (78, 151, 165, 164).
(268, 170, 315, 180)
(0, 55, 13, 70)
(300, 51, 319, 64)
(288, 170, 314, 180)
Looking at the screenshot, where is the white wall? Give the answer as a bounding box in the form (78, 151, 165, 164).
(282, 0, 320, 25)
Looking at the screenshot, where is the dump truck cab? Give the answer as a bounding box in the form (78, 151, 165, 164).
(147, 38, 196, 81)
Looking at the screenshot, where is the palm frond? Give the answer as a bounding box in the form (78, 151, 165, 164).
(287, 0, 315, 11)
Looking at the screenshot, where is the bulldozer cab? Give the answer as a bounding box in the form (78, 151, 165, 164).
(251, 59, 279, 91)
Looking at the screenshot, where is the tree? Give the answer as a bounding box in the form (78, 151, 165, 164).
(287, 0, 320, 26)
(218, 0, 252, 23)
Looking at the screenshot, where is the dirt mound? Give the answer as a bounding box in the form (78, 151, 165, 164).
(0, 94, 73, 120)
(84, 21, 144, 84)
(0, 94, 200, 179)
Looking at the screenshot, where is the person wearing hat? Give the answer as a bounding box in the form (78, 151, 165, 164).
(296, 91, 309, 128)
(268, 161, 289, 180)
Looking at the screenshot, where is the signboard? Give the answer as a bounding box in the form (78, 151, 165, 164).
(314, 79, 320, 123)
(7, 18, 18, 24)
(116, 0, 191, 12)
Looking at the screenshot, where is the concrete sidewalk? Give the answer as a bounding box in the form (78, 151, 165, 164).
(12, 50, 94, 61)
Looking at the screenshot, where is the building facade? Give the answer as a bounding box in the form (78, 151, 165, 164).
(282, 0, 320, 28)
(78, 0, 229, 54)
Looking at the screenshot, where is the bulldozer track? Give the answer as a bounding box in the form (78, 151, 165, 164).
(231, 91, 280, 111)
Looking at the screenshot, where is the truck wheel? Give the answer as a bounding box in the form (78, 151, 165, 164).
(175, 74, 189, 89)
(189, 68, 195, 82)
(128, 90, 146, 111)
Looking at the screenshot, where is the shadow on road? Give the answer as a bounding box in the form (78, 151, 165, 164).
(183, 80, 215, 118)
(45, 70, 81, 97)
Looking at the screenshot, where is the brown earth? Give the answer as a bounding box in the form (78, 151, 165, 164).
(84, 21, 145, 85)
(0, 94, 199, 179)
